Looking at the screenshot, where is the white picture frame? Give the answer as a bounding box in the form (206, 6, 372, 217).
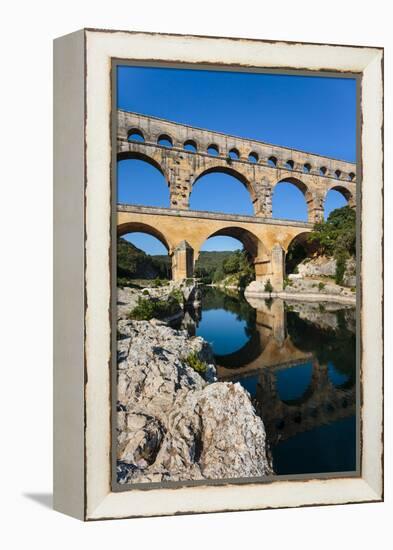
(53, 28, 383, 521)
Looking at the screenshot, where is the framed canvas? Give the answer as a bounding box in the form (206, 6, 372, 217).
(53, 28, 384, 521)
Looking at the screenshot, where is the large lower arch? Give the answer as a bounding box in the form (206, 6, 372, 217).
(201, 226, 266, 260)
(194, 226, 268, 287)
(285, 231, 316, 275)
(190, 166, 256, 215)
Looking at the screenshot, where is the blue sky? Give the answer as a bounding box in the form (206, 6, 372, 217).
(117, 65, 356, 254)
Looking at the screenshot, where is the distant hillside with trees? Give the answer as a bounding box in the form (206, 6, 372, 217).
(117, 237, 171, 284)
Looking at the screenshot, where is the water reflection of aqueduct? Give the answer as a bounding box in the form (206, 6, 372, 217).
(117, 111, 357, 290)
(212, 298, 355, 443)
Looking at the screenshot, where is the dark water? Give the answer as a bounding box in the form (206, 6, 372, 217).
(195, 287, 357, 476)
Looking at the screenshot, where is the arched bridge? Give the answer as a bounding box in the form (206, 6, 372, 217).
(117, 110, 357, 288)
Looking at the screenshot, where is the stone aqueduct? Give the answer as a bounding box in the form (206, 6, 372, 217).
(117, 110, 357, 288)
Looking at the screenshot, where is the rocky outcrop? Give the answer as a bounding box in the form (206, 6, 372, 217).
(297, 255, 356, 288)
(117, 319, 272, 484)
(117, 281, 201, 321)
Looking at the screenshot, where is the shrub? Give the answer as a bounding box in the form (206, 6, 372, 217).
(142, 289, 149, 295)
(153, 277, 169, 288)
(169, 288, 183, 304)
(264, 279, 273, 293)
(283, 277, 293, 289)
(308, 206, 355, 285)
(184, 351, 207, 375)
(335, 252, 347, 285)
(318, 282, 326, 291)
(117, 276, 132, 288)
(128, 296, 181, 321)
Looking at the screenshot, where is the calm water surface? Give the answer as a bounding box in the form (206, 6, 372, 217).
(195, 287, 357, 476)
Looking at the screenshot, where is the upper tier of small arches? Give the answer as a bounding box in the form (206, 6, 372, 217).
(125, 127, 356, 182)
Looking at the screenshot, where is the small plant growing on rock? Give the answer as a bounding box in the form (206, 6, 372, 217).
(264, 279, 273, 293)
(184, 351, 207, 375)
(153, 278, 169, 288)
(283, 277, 293, 289)
(335, 252, 347, 285)
(318, 282, 326, 291)
(142, 289, 149, 295)
(169, 288, 184, 304)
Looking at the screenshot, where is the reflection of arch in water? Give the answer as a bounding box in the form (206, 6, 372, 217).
(254, 360, 356, 446)
(275, 362, 314, 406)
(215, 330, 262, 369)
(285, 308, 356, 388)
(216, 299, 315, 378)
(327, 361, 351, 390)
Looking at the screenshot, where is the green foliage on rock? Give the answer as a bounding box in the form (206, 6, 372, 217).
(169, 288, 184, 304)
(184, 351, 208, 375)
(283, 277, 292, 289)
(308, 206, 356, 284)
(128, 296, 181, 321)
(264, 279, 273, 293)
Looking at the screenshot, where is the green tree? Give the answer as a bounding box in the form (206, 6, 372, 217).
(222, 251, 241, 274)
(308, 206, 356, 284)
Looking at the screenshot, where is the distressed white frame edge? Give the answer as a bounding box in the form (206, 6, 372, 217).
(54, 29, 383, 521)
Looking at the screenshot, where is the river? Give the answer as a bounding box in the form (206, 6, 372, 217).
(193, 286, 357, 476)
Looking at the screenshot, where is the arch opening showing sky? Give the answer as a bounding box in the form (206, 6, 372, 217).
(200, 235, 244, 253)
(272, 182, 308, 222)
(324, 189, 349, 219)
(190, 173, 254, 216)
(117, 159, 169, 208)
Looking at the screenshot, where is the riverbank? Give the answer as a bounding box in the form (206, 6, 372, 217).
(245, 278, 356, 305)
(245, 289, 356, 305)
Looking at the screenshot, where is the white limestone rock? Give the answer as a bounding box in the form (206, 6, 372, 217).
(116, 320, 272, 484)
